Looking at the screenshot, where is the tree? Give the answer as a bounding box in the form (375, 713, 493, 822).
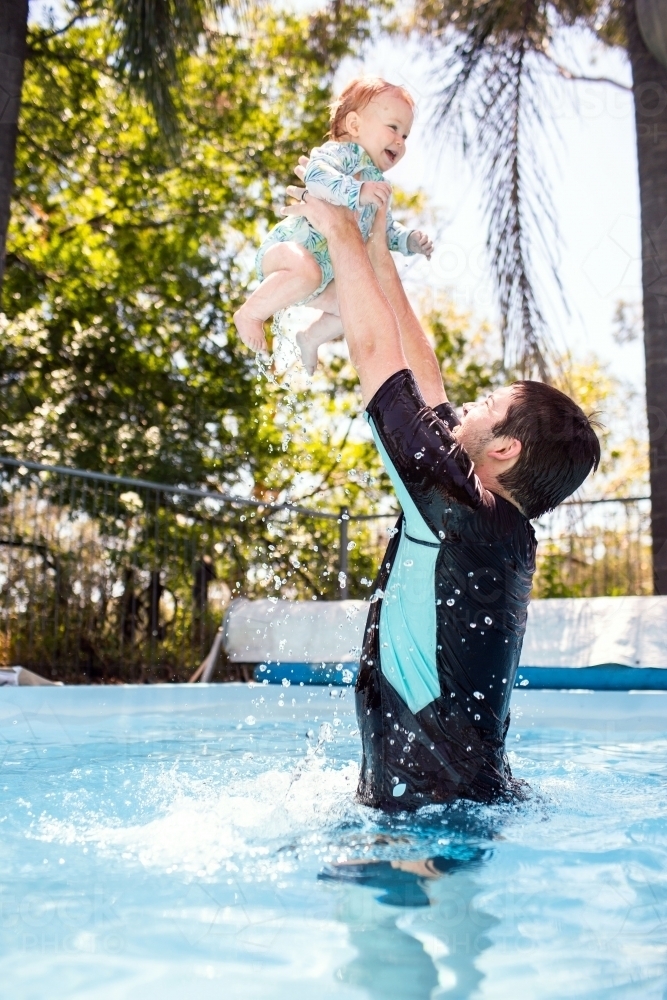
(409, 0, 667, 593)
(1, 7, 394, 619)
(0, 0, 29, 291)
(0, 0, 206, 292)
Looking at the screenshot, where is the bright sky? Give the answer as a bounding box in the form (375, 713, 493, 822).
(337, 29, 645, 395)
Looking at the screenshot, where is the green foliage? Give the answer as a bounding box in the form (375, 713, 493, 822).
(421, 300, 508, 407)
(3, 9, 345, 487)
(0, 4, 401, 650)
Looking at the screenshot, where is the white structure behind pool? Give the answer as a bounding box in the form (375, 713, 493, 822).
(222, 595, 667, 689)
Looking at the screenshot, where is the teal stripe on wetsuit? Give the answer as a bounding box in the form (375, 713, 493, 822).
(366, 413, 441, 714)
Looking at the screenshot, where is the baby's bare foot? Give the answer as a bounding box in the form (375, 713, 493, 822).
(234, 307, 268, 352)
(296, 330, 319, 376)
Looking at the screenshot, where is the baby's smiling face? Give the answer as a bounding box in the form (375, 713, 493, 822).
(343, 92, 414, 172)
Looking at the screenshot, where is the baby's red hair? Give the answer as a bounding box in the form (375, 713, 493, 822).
(329, 77, 415, 140)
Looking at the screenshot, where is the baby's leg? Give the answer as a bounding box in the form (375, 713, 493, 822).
(234, 242, 323, 352)
(295, 282, 343, 376)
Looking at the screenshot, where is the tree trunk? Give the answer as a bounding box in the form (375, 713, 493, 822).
(0, 0, 28, 301)
(626, 1, 667, 593)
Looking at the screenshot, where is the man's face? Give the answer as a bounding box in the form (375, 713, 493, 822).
(453, 385, 518, 464)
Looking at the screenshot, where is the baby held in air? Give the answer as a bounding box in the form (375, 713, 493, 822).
(233, 76, 434, 375)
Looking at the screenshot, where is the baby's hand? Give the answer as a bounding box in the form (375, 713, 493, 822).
(407, 230, 434, 259)
(359, 181, 392, 208)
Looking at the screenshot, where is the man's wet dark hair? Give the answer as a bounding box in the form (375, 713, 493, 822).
(492, 380, 601, 520)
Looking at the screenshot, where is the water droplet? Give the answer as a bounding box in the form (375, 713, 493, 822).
(520, 678, 529, 686)
(319, 722, 334, 742)
(470, 622, 476, 628)
(244, 715, 256, 725)
(438, 530, 446, 539)
(516, 734, 521, 740)
(393, 723, 399, 731)
(446, 598, 455, 606)
(407, 732, 415, 742)
(484, 616, 492, 625)
(454, 589, 461, 595)
(468, 571, 474, 577)
(450, 692, 456, 698)
(414, 451, 424, 459)
(387, 526, 398, 537)
(403, 559, 414, 567)
(502, 678, 507, 684)
(466, 746, 472, 752)
(474, 713, 481, 721)
(473, 691, 484, 700)
(281, 677, 291, 687)
(306, 729, 314, 738)
(391, 776, 399, 785)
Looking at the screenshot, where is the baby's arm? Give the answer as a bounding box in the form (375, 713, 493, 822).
(304, 145, 364, 210)
(386, 208, 433, 259)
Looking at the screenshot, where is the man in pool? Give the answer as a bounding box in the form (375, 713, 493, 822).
(281, 185, 601, 810)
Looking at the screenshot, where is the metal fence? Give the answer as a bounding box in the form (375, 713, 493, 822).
(0, 455, 654, 682)
(0, 456, 392, 683)
(532, 496, 652, 598)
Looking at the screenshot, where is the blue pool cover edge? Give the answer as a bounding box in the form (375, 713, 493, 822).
(252, 662, 667, 690)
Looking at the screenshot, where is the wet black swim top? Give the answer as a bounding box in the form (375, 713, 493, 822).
(356, 369, 537, 810)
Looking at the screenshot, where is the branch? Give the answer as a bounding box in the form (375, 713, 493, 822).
(542, 52, 632, 92)
(29, 7, 93, 43)
(290, 417, 355, 502)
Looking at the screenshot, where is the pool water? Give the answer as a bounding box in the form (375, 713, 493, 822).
(1, 685, 667, 999)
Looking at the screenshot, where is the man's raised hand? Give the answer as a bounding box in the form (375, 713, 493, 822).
(281, 184, 358, 241)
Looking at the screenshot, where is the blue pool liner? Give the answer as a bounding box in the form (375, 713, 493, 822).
(253, 662, 667, 690)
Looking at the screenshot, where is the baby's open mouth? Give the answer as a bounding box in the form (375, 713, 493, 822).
(384, 148, 397, 163)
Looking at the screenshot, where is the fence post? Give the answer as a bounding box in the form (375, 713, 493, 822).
(339, 506, 349, 599)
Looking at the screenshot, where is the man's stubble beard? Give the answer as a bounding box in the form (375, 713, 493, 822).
(454, 422, 495, 468)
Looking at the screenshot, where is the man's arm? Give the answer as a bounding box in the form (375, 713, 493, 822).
(281, 197, 408, 406)
(367, 204, 446, 408)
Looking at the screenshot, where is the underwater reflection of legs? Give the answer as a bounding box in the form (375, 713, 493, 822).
(319, 845, 498, 1000)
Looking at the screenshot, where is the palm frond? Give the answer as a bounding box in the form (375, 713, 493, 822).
(111, 0, 215, 143)
(418, 0, 564, 376)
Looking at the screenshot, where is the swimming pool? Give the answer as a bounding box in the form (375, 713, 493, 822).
(2, 684, 666, 999)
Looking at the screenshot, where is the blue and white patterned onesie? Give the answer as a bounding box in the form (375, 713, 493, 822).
(256, 141, 416, 303)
